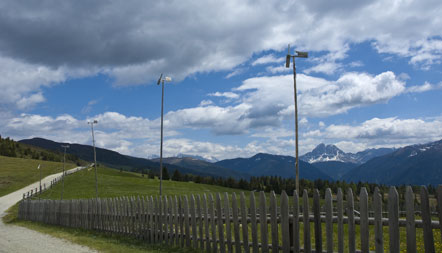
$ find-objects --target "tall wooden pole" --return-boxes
[159,79,164,196]
[292,56,300,194]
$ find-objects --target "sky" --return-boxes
[1,0,442,161]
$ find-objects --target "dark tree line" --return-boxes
[144,166,439,199]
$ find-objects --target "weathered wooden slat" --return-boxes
[325,188,333,253]
[405,186,416,253]
[293,190,300,253]
[303,189,311,253]
[216,193,225,253]
[150,196,155,243]
[190,195,198,249]
[224,192,232,253]
[197,195,204,250]
[373,188,384,253]
[420,186,435,253]
[347,188,355,253]
[250,192,258,253]
[154,196,159,243]
[280,191,290,253]
[174,196,179,246]
[159,196,164,242]
[240,192,250,253]
[203,194,210,252]
[184,195,191,247]
[438,186,442,243]
[231,193,241,253]
[270,191,279,253]
[164,196,169,245]
[140,197,146,239]
[360,187,369,253]
[388,187,399,253]
[209,194,217,253]
[313,189,322,253]
[169,196,174,246]
[260,191,269,253]
[179,196,185,247]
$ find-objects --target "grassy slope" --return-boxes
[38,166,248,200]
[0,155,75,197]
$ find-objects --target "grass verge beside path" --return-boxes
[3,204,199,253]
[0,155,75,197]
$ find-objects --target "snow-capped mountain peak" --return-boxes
[300,144,396,164]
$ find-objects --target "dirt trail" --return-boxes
[0,167,96,253]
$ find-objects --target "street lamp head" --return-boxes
[164,76,172,82]
[93,120,98,124]
[295,51,308,58]
[286,54,291,68]
[157,73,163,85]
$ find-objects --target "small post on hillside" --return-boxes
[61,144,70,200]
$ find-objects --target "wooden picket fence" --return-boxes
[18,186,442,253]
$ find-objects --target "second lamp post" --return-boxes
[285,45,308,194]
[157,74,172,196]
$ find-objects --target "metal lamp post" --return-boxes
[157,73,172,196]
[285,44,308,194]
[88,120,99,200]
[61,144,69,200]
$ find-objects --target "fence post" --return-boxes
[169,196,174,247]
[437,185,442,243]
[313,189,322,253]
[231,193,241,253]
[303,189,311,253]
[172,196,178,246]
[197,195,204,250]
[420,186,435,253]
[216,193,225,253]
[224,192,232,253]
[203,194,211,252]
[260,191,269,253]
[347,188,355,253]
[373,187,384,253]
[250,192,258,253]
[405,186,416,253]
[388,187,399,253]
[190,195,198,249]
[281,191,290,253]
[240,192,250,253]
[325,188,333,253]
[164,196,169,245]
[360,187,369,253]
[270,191,279,253]
[209,194,217,253]
[293,190,300,253]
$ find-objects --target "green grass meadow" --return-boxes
[0,155,75,197]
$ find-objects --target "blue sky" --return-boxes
[1,0,441,161]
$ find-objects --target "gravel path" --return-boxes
[0,167,96,253]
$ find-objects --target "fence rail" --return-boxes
[19,186,442,253]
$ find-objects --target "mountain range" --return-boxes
[18,137,442,185]
[300,143,395,164]
[343,140,442,185]
[215,153,332,181]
